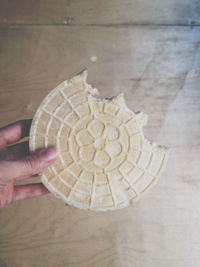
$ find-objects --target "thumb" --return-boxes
[0,147,58,181]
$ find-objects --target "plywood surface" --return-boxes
[0,0,200,265]
[0,25,200,267]
[0,0,67,25]
[0,0,200,25]
[68,0,200,25]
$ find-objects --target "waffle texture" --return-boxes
[29,71,169,211]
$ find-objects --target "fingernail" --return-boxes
[40,147,58,162]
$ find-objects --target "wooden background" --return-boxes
[0,1,200,266]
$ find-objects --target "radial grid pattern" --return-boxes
[29,71,169,211]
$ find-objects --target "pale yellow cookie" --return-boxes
[29,71,169,211]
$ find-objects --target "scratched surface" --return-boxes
[0,1,200,267]
[0,0,200,25]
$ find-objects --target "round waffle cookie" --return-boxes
[29,71,169,211]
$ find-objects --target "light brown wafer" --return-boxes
[29,71,169,211]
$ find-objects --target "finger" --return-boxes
[0,141,29,160]
[0,119,32,149]
[13,183,49,201]
[0,147,57,181]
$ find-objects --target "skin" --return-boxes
[0,119,57,208]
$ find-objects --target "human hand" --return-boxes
[0,119,57,208]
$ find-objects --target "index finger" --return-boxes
[0,119,32,146]
[13,183,49,202]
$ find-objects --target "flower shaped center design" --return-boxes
[71,117,126,172]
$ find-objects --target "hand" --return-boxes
[0,119,57,208]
